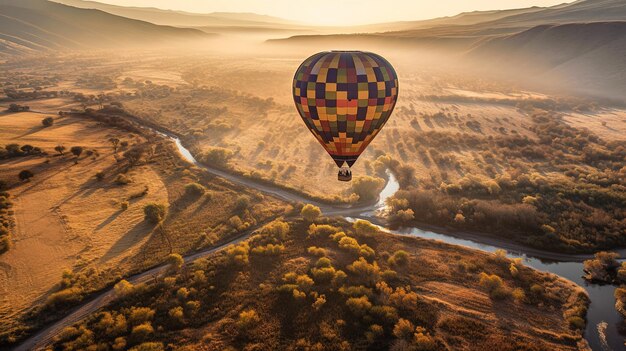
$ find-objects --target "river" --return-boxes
[14,132,624,351]
[171,135,623,351]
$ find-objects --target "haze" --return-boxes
[90,0,574,25]
[2,0,626,350]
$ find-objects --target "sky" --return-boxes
[93,0,575,25]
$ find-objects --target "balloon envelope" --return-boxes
[293,51,398,168]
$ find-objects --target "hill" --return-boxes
[0,0,211,55]
[469,22,626,98]
[52,0,302,28]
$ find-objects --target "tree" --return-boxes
[20,144,34,154]
[5,144,20,156]
[55,145,66,155]
[144,203,167,223]
[123,146,146,167]
[42,117,54,127]
[351,176,385,202]
[18,170,34,181]
[300,204,322,222]
[70,146,84,158]
[353,219,377,237]
[109,137,120,152]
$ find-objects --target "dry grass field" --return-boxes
[0,106,288,345]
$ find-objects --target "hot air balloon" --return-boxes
[292,51,399,182]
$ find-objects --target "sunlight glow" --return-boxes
[90,0,575,25]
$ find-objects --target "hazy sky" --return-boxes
[95,0,574,25]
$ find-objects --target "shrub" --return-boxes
[300,204,322,222]
[114,280,134,297]
[120,201,129,211]
[130,323,153,341]
[129,307,155,325]
[478,272,509,299]
[234,195,250,212]
[95,171,105,181]
[184,182,205,196]
[54,145,66,155]
[18,170,34,181]
[169,306,184,322]
[167,253,184,272]
[353,219,378,237]
[237,309,261,330]
[512,288,526,303]
[112,337,127,350]
[143,203,167,223]
[227,242,250,265]
[312,295,326,310]
[307,224,340,238]
[351,176,385,202]
[307,246,327,256]
[42,117,54,127]
[70,146,83,158]
[388,250,410,267]
[393,318,415,339]
[347,257,380,284]
[251,243,285,256]
[345,296,372,316]
[199,147,234,168]
[413,326,436,350]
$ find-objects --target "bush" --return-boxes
[184,182,205,196]
[300,204,322,222]
[129,307,155,326]
[351,176,385,202]
[18,169,34,181]
[345,296,372,316]
[307,224,340,238]
[393,318,415,339]
[237,309,261,330]
[227,242,250,265]
[353,219,378,237]
[388,250,410,267]
[130,322,153,341]
[70,146,83,158]
[478,272,509,300]
[114,280,134,297]
[234,195,250,212]
[42,117,54,127]
[166,253,184,272]
[143,203,167,223]
[199,147,234,168]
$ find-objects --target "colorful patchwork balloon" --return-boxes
[292,51,398,180]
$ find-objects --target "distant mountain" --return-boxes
[273,0,626,46]
[350,6,547,33]
[0,0,211,55]
[52,0,302,28]
[469,22,626,99]
[485,0,626,28]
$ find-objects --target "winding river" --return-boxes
[15,134,624,351]
[172,135,624,351]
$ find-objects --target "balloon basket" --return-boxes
[338,168,352,182]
